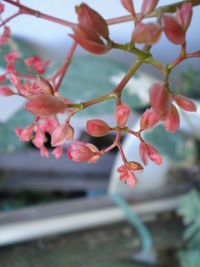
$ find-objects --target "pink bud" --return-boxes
[4,50,18,64]
[76,3,109,39]
[115,103,130,127]
[132,22,162,44]
[0,26,10,48]
[0,74,7,83]
[52,146,63,159]
[174,95,196,112]
[117,162,141,187]
[9,73,20,90]
[86,119,110,137]
[51,123,74,147]
[176,3,193,31]
[121,0,135,15]
[38,76,54,95]
[40,146,49,158]
[163,14,185,45]
[26,95,67,116]
[70,25,111,55]
[0,86,14,96]
[139,142,162,165]
[150,83,171,119]
[164,104,179,132]
[141,0,159,17]
[68,141,100,163]
[140,108,159,130]
[32,129,45,148]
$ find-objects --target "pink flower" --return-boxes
[39,118,58,134]
[32,128,45,148]
[174,95,196,112]
[117,161,143,187]
[115,103,130,127]
[51,123,74,147]
[121,0,135,15]
[9,73,20,90]
[176,3,193,32]
[150,83,171,119]
[40,146,49,158]
[0,86,14,96]
[86,119,110,137]
[25,95,67,116]
[24,56,50,74]
[52,146,63,159]
[0,26,10,48]
[140,108,159,130]
[141,0,159,17]
[4,50,18,64]
[132,22,162,44]
[14,125,34,142]
[0,74,7,83]
[139,141,162,166]
[163,104,180,132]
[68,141,100,163]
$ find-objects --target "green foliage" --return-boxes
[144,125,197,164]
[177,190,200,267]
[174,66,200,99]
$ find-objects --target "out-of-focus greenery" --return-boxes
[178,190,200,267]
[174,66,200,99]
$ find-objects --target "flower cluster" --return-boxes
[0,0,199,187]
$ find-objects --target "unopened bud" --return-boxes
[86,119,110,137]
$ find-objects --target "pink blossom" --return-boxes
[9,73,20,90]
[163,104,180,132]
[52,146,63,159]
[4,50,18,64]
[140,108,159,130]
[0,26,10,48]
[32,128,45,148]
[86,119,110,137]
[139,141,162,165]
[174,95,196,112]
[0,74,7,83]
[115,103,130,127]
[117,161,143,186]
[40,146,49,158]
[0,86,14,96]
[51,123,74,147]
[14,125,34,142]
[68,141,100,163]
[24,56,50,74]
[39,118,58,134]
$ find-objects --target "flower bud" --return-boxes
[115,103,130,127]
[0,86,14,96]
[150,83,171,119]
[70,25,111,55]
[163,14,185,45]
[26,95,67,116]
[141,0,159,17]
[38,76,54,95]
[76,3,109,39]
[125,161,143,173]
[140,108,159,130]
[164,104,179,132]
[4,50,18,64]
[52,146,63,159]
[51,123,74,147]
[174,95,196,112]
[139,141,162,165]
[121,0,135,15]
[0,74,7,83]
[132,22,162,44]
[86,119,110,137]
[176,3,193,32]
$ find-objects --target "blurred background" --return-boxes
[0,1,200,267]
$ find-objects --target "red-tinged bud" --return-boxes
[150,83,171,119]
[115,103,130,127]
[26,95,67,116]
[117,161,142,186]
[68,141,100,163]
[174,94,196,112]
[176,3,192,32]
[38,76,54,95]
[132,22,162,44]
[9,73,20,90]
[139,141,162,165]
[51,123,74,147]
[121,0,135,15]
[0,86,14,96]
[164,104,179,132]
[140,108,159,130]
[0,74,7,83]
[52,146,63,159]
[4,50,18,64]
[71,25,111,55]
[76,3,109,39]
[163,14,185,45]
[141,0,159,17]
[86,119,110,137]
